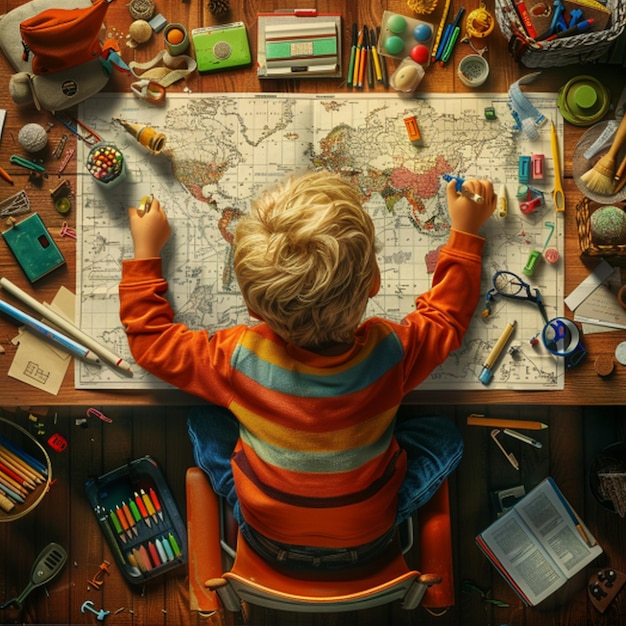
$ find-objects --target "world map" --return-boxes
[76,93,564,390]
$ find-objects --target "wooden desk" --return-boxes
[0,0,624,405]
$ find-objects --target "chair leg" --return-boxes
[418,479,455,609]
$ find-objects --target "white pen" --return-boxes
[503,428,543,449]
[0,298,100,364]
[0,277,133,375]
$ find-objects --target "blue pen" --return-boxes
[442,173,484,203]
[0,298,100,364]
[435,24,453,61]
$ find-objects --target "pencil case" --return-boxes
[84,456,187,585]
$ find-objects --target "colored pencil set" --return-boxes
[0,432,48,516]
[85,457,187,584]
[347,23,388,89]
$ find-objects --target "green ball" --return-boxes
[590,205,626,244]
[388,14,407,33]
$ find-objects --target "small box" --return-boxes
[257,13,342,78]
[191,22,251,73]
[85,456,187,585]
[2,213,65,283]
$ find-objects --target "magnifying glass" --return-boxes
[542,317,586,369]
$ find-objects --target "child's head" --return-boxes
[234,170,379,348]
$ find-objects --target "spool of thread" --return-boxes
[164,23,189,55]
[87,143,126,187]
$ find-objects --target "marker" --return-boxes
[503,428,543,449]
[544,18,594,41]
[479,321,516,384]
[0,298,100,364]
[0,278,132,374]
[347,24,358,87]
[370,28,383,83]
[442,174,484,203]
[440,25,461,66]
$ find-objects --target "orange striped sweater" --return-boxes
[119,229,485,547]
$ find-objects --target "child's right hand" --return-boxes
[446,179,496,235]
[128,196,171,259]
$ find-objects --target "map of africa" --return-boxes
[76,93,564,390]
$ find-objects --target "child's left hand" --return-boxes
[128,196,171,259]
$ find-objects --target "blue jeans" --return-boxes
[187,406,463,528]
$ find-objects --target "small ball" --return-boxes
[387,14,407,33]
[385,35,405,55]
[410,44,430,64]
[166,27,185,45]
[590,205,626,244]
[129,20,152,44]
[18,123,48,153]
[413,23,432,42]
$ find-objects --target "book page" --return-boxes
[479,513,567,605]
[516,479,602,577]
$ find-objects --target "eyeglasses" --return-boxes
[484,271,549,325]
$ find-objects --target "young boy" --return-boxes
[119,171,495,569]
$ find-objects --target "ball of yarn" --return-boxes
[590,205,626,244]
[129,20,152,44]
[18,123,48,153]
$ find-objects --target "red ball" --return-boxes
[410,44,429,65]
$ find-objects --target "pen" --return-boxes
[467,414,548,430]
[442,173,484,203]
[438,7,465,64]
[550,121,565,212]
[0,165,13,185]
[370,28,383,83]
[431,0,453,63]
[376,27,388,87]
[358,27,368,89]
[0,297,100,364]
[0,277,132,374]
[440,24,461,66]
[479,321,516,384]
[347,23,358,87]
[503,428,543,448]
[352,28,364,87]
[548,477,592,546]
[435,24,452,62]
[544,18,594,41]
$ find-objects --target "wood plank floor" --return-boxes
[0,405,624,625]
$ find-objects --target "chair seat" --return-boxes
[186,467,453,614]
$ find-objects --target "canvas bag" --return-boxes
[19,0,110,74]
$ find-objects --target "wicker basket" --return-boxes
[576,197,626,265]
[496,0,626,68]
[0,417,52,522]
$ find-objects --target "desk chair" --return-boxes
[186,467,454,615]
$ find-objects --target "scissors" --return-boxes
[485,270,549,325]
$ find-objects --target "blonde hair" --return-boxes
[234,171,378,348]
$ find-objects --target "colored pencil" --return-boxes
[467,414,548,430]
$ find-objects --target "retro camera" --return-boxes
[191,22,251,72]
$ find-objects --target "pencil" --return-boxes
[467,414,548,430]
[0,278,132,374]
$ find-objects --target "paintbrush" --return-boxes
[581,114,626,195]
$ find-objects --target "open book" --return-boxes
[476,477,603,606]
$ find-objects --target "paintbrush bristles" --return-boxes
[581,154,618,195]
[582,114,626,195]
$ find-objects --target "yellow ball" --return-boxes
[166,27,185,45]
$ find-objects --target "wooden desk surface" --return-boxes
[0,0,624,406]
